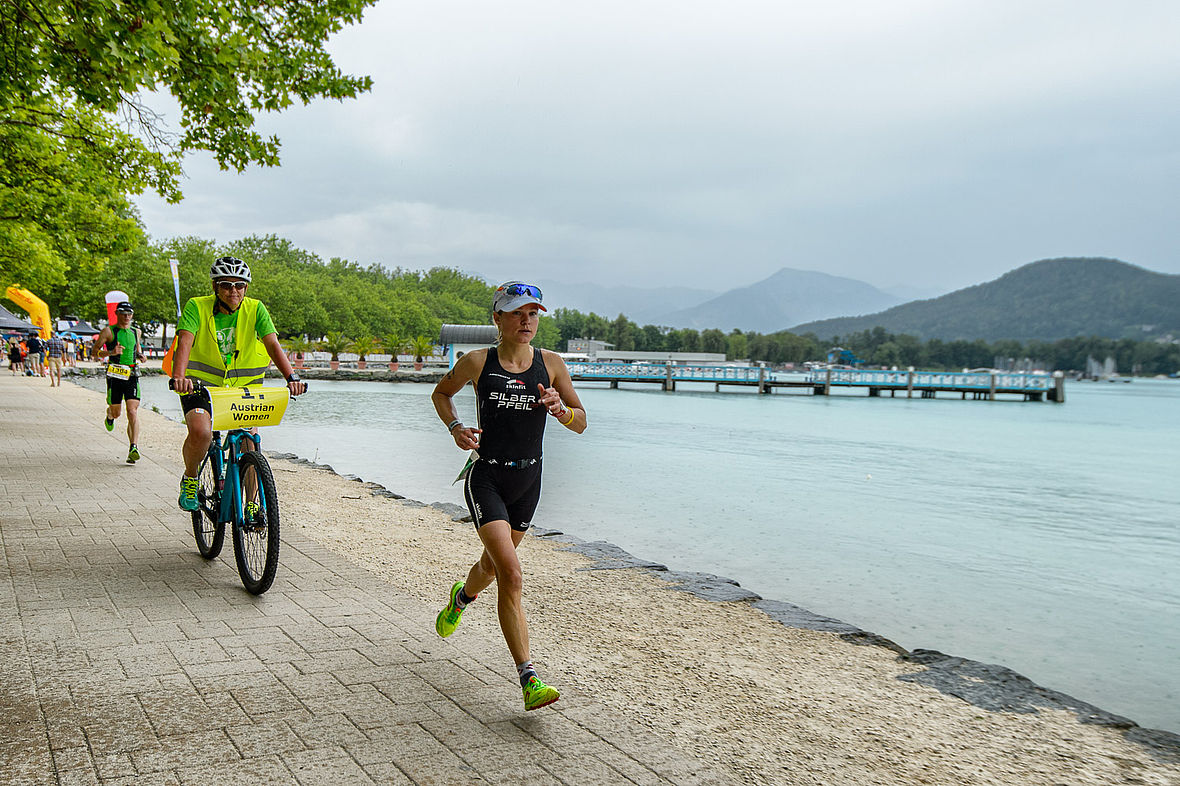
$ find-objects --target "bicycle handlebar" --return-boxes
[168,378,306,398]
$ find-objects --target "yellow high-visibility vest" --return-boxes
[183,295,271,387]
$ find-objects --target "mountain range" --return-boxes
[535,257,1180,343]
[538,268,907,332]
[532,279,719,326]
[791,257,1180,342]
[657,268,903,332]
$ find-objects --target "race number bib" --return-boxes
[105,363,133,380]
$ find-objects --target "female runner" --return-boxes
[430,281,587,710]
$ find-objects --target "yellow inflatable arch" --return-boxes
[5,287,51,339]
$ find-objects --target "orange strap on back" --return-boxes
[161,335,177,376]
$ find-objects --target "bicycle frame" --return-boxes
[211,429,266,527]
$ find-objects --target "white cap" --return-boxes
[492,282,546,313]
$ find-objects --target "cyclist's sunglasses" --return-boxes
[215,280,248,291]
[499,283,542,299]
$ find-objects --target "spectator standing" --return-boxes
[45,331,65,387]
[25,333,44,376]
[7,338,20,375]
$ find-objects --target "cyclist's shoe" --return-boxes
[435,581,465,638]
[243,500,262,529]
[178,475,199,512]
[522,676,560,711]
[104,417,114,432]
[126,445,140,464]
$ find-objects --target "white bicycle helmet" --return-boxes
[209,256,251,282]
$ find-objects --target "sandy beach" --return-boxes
[59,376,1180,785]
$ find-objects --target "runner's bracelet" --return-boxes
[447,419,462,432]
[559,407,575,425]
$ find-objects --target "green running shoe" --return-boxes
[178,475,199,512]
[522,676,559,711]
[243,500,261,528]
[104,417,114,432]
[435,581,465,638]
[126,445,140,464]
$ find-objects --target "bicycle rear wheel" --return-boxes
[192,451,225,559]
[232,450,280,595]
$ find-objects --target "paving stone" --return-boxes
[287,711,370,748]
[283,746,377,785]
[138,689,227,738]
[420,712,508,753]
[177,754,296,786]
[0,723,54,783]
[391,748,489,786]
[166,637,233,665]
[562,741,669,786]
[410,659,491,695]
[536,752,641,785]
[225,718,307,758]
[453,741,558,772]
[102,772,182,786]
[511,712,602,751]
[359,762,416,784]
[230,681,305,717]
[56,767,102,786]
[50,744,96,772]
[130,729,240,774]
[200,691,252,726]
[92,751,137,779]
[482,762,585,786]
[82,716,157,756]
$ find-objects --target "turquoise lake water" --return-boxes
[115,374,1180,733]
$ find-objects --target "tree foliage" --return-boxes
[1,0,376,290]
[40,233,498,348]
[0,97,175,291]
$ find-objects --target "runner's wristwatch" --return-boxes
[286,373,301,383]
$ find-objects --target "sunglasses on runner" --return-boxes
[215,280,248,291]
[499,283,542,300]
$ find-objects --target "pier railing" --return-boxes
[567,362,765,383]
[814,368,1054,392]
[566,362,1063,402]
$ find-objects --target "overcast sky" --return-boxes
[134,0,1180,298]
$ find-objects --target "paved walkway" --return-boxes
[0,373,714,785]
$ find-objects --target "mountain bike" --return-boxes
[171,379,298,594]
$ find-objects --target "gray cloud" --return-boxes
[135,0,1180,296]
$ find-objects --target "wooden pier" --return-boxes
[566,363,1065,403]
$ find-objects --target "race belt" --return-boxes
[105,363,134,380]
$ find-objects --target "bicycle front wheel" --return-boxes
[232,450,280,595]
[193,451,225,559]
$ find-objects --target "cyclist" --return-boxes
[95,302,146,463]
[431,281,587,711]
[170,256,306,512]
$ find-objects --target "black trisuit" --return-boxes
[464,347,549,531]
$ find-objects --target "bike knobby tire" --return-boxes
[193,451,225,559]
[232,450,280,595]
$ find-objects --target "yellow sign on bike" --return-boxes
[207,386,290,429]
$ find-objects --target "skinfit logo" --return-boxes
[490,372,526,389]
